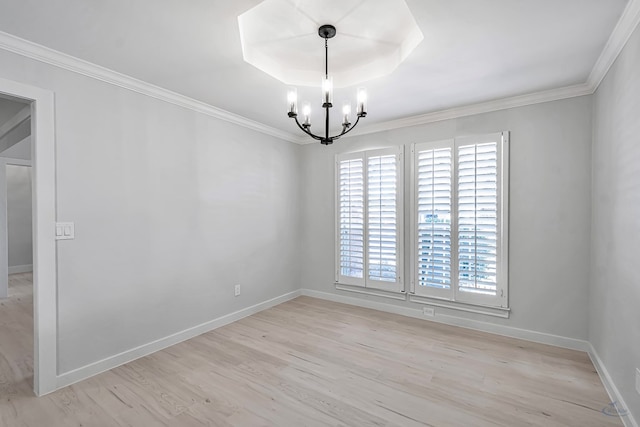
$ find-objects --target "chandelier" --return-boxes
[286,25,367,145]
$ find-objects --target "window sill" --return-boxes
[409,294,510,318]
[335,283,407,301]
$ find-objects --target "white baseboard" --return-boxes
[588,344,638,427]
[54,289,302,392]
[300,289,590,352]
[8,264,32,274]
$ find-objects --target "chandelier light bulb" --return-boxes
[302,102,311,127]
[322,76,333,107]
[357,88,367,116]
[342,102,351,126]
[287,88,298,116]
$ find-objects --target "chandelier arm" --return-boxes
[326,114,362,142]
[292,116,324,141]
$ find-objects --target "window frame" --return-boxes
[410,132,509,309]
[335,146,405,294]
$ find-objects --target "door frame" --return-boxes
[0,77,57,396]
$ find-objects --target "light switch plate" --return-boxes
[55,222,75,240]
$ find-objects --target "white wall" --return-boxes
[301,96,593,341]
[0,48,302,374]
[6,164,33,270]
[591,21,640,420]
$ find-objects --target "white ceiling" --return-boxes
[0,0,628,136]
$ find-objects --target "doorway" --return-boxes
[0,78,57,396]
[0,96,35,396]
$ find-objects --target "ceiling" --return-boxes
[0,0,629,137]
[0,97,28,127]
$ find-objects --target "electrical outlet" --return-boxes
[422,306,435,317]
[234,284,241,297]
[636,368,640,395]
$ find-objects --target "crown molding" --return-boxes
[341,83,593,139]
[587,0,640,91]
[0,31,301,144]
[1,0,638,146]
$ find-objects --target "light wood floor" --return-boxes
[0,275,622,426]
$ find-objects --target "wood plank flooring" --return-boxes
[0,275,622,426]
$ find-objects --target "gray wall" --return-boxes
[591,22,640,419]
[300,96,593,340]
[6,164,33,269]
[0,48,302,373]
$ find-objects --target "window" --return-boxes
[336,147,404,293]
[411,133,509,308]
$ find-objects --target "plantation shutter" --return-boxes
[457,142,498,297]
[413,141,453,299]
[367,153,399,284]
[337,153,365,286]
[336,147,404,292]
[412,133,508,308]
